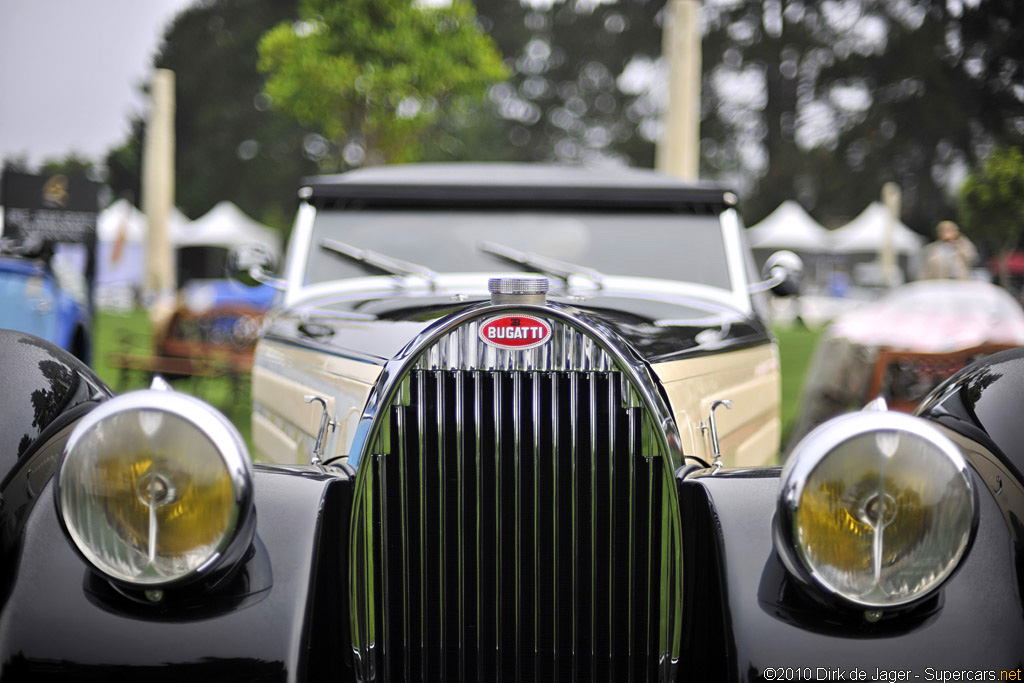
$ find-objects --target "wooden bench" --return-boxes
[106,305,262,408]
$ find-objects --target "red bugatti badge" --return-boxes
[479,314,552,350]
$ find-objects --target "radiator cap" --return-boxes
[488,277,548,305]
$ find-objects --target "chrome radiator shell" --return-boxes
[349,303,685,683]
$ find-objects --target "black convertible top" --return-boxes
[303,163,735,212]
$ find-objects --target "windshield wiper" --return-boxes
[477,241,605,289]
[320,238,438,289]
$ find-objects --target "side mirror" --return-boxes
[228,245,285,290]
[750,250,803,297]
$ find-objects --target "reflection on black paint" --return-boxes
[8,335,83,459]
[965,366,1003,406]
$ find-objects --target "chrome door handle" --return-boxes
[709,399,732,474]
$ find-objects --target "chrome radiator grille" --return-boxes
[350,367,682,683]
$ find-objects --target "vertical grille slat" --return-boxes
[569,371,580,683]
[474,370,485,683]
[531,372,543,683]
[455,371,467,683]
[589,373,601,682]
[512,372,523,683]
[417,371,432,681]
[379,431,393,683]
[437,371,449,683]
[354,325,682,683]
[628,409,639,683]
[494,371,507,681]
[396,408,413,683]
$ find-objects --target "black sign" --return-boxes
[2,171,100,243]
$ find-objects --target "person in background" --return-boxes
[921,220,977,280]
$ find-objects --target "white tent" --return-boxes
[172,201,280,256]
[746,200,830,252]
[829,202,925,254]
[98,198,147,243]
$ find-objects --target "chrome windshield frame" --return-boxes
[282,201,756,315]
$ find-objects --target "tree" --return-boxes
[39,153,101,181]
[698,0,1024,231]
[257,0,507,167]
[106,0,319,229]
[450,0,665,167]
[959,146,1024,288]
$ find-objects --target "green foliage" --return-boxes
[959,146,1024,253]
[39,153,99,179]
[258,0,507,166]
[700,0,1024,231]
[436,1,664,167]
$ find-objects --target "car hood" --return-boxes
[264,278,770,365]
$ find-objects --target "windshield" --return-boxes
[302,208,732,290]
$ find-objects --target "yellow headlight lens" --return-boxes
[58,394,251,586]
[781,414,975,608]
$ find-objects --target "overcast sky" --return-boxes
[0,0,197,168]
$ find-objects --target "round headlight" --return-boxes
[56,391,255,588]
[777,411,976,609]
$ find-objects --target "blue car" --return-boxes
[0,252,91,362]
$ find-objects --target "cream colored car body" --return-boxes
[252,168,783,469]
[253,334,780,468]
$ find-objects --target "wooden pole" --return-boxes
[656,0,701,180]
[143,69,176,326]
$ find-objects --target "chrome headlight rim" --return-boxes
[55,390,256,590]
[776,411,978,610]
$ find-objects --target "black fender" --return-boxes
[677,467,1024,682]
[0,463,356,682]
[916,346,1024,492]
[0,329,110,476]
[0,330,111,593]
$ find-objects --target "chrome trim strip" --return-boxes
[589,372,598,676]
[282,201,317,308]
[417,371,428,677]
[436,371,447,680]
[513,371,523,683]
[570,371,580,683]
[607,374,616,682]
[647,441,656,683]
[494,370,504,679]
[628,408,636,683]
[473,370,484,683]
[396,407,412,683]
[719,207,754,315]
[378,447,393,683]
[531,371,542,683]
[455,371,466,682]
[551,371,561,681]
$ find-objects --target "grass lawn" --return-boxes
[775,324,823,444]
[90,310,824,460]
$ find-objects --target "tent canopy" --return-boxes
[97,200,195,244]
[746,200,830,251]
[829,202,925,254]
[172,201,280,256]
[97,199,146,243]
